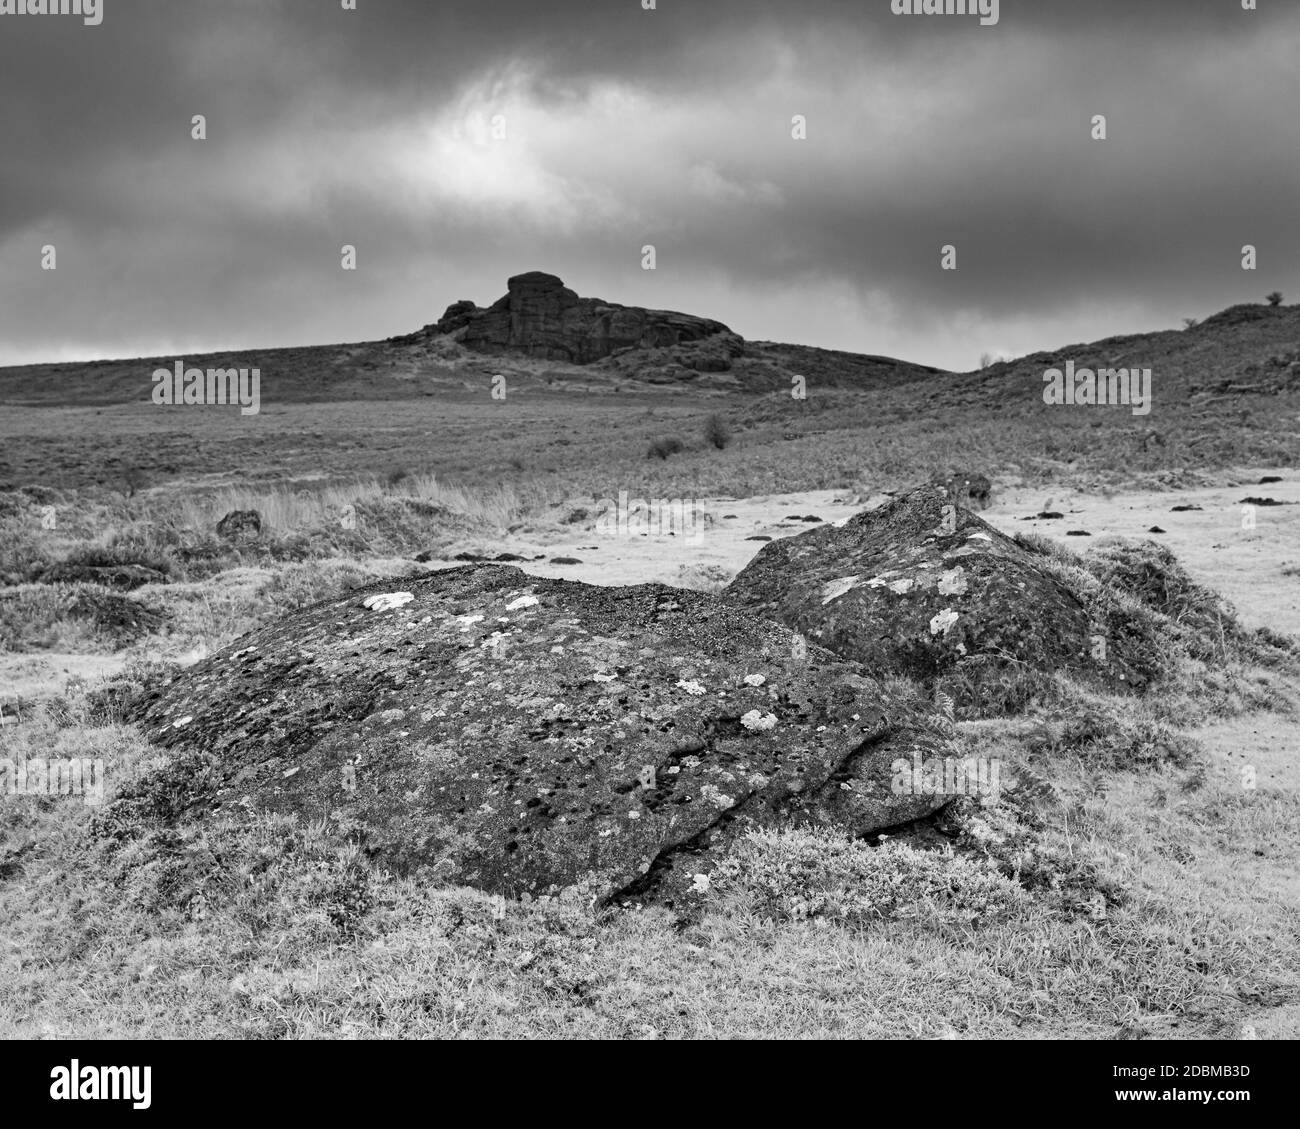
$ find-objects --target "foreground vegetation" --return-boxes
[1,508,1296,1038]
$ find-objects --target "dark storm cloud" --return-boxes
[1,0,1297,369]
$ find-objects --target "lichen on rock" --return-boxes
[724,484,1164,717]
[101,564,958,906]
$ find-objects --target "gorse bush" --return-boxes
[709,830,1028,928]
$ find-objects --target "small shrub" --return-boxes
[1265,291,1283,307]
[702,414,732,451]
[646,437,684,461]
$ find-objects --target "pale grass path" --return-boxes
[0,653,127,711]
[450,489,878,591]
[6,471,1293,705]
[0,646,207,712]
[1181,708,1300,1040]
[982,476,1300,638]
[469,470,1300,638]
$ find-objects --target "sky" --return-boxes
[1,0,1297,371]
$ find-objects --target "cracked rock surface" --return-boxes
[105,564,955,904]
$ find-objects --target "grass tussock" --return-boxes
[175,473,529,535]
[0,584,166,655]
[708,830,1029,929]
[1011,533,1299,722]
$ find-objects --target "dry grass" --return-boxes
[173,474,528,535]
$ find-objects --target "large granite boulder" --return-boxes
[100,565,959,905]
[434,272,735,365]
[724,485,1164,717]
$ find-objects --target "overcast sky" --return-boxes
[1,0,1297,371]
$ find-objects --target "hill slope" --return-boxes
[0,271,947,407]
[2,274,1296,410]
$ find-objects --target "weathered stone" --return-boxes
[935,470,993,510]
[215,510,262,541]
[434,299,479,334]
[435,272,735,365]
[103,565,957,903]
[724,485,1162,717]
